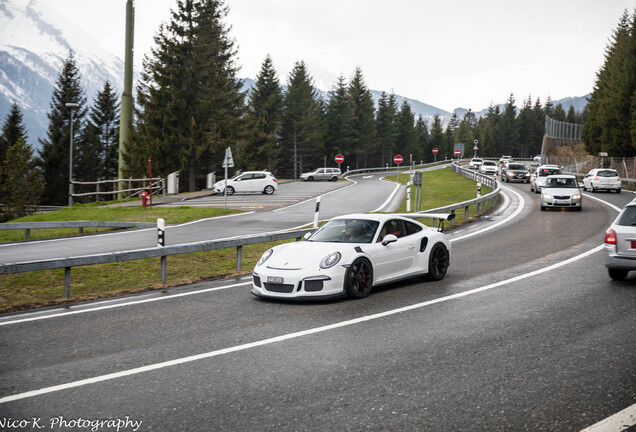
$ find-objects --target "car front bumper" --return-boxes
[251,266,348,299]
[540,196,582,208]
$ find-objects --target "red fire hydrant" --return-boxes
[141,191,148,209]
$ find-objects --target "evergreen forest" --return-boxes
[1,0,635,210]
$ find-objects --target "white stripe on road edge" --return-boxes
[0,281,251,327]
[0,243,604,404]
[579,403,636,432]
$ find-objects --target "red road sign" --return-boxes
[432,148,438,154]
[394,154,403,165]
[334,154,344,164]
[454,149,461,156]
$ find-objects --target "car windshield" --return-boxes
[309,218,379,243]
[545,177,578,188]
[483,161,496,166]
[538,168,561,176]
[597,170,619,177]
[508,164,525,170]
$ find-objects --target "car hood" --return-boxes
[264,241,351,270]
[542,187,580,195]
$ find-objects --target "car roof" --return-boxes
[538,164,559,168]
[546,174,576,179]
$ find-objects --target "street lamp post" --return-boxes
[66,102,79,207]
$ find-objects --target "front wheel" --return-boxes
[226,186,235,195]
[263,185,274,195]
[426,244,449,281]
[345,258,373,299]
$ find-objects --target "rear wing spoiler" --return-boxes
[392,212,455,232]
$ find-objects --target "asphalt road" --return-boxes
[0,177,634,432]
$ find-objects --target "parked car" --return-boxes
[540,175,582,211]
[583,168,621,193]
[213,171,278,195]
[469,158,483,170]
[530,165,562,193]
[604,198,636,280]
[501,163,530,183]
[251,212,453,300]
[300,167,341,182]
[479,160,498,175]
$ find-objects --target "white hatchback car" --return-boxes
[479,160,498,175]
[583,168,621,193]
[213,171,278,195]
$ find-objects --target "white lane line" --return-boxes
[579,403,636,432]
[451,185,525,242]
[0,281,252,327]
[0,243,604,404]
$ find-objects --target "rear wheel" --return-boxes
[345,258,373,299]
[426,244,449,281]
[263,185,274,194]
[608,268,628,281]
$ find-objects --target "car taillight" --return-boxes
[605,228,617,245]
[618,177,621,180]
[594,176,599,180]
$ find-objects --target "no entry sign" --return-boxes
[394,154,403,165]
[432,148,438,154]
[334,154,344,164]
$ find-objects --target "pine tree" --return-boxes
[78,80,120,186]
[501,93,519,156]
[347,67,376,169]
[37,51,87,205]
[376,92,397,167]
[325,75,354,163]
[415,116,431,163]
[583,9,636,155]
[429,115,447,159]
[0,102,28,164]
[133,0,244,192]
[0,138,44,221]
[242,55,284,171]
[279,61,323,178]
[395,100,417,162]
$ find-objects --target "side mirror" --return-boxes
[381,234,398,246]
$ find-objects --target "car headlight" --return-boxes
[506,172,514,177]
[543,194,553,201]
[320,252,341,269]
[258,248,274,266]
[572,194,581,200]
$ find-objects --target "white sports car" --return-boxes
[251,213,453,300]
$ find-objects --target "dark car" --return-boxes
[501,163,530,183]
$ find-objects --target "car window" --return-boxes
[378,219,406,242]
[404,220,423,236]
[598,170,618,177]
[309,218,379,244]
[253,173,266,180]
[617,206,636,226]
[546,177,577,188]
[508,164,525,170]
[539,168,561,176]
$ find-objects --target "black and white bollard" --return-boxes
[157,218,166,247]
[313,196,321,228]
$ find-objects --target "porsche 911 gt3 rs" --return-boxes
[251,213,452,300]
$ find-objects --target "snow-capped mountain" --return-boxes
[0,0,124,147]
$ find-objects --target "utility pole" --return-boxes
[118,0,134,198]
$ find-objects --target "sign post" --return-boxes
[335,154,344,171]
[222,147,234,210]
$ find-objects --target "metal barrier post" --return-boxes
[161,256,167,284]
[64,267,71,298]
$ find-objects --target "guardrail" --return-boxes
[0,229,314,299]
[0,221,156,240]
[0,163,500,300]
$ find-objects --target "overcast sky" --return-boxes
[52,0,632,112]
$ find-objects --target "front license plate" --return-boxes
[267,276,284,284]
[555,200,568,205]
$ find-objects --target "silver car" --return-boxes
[604,198,636,280]
[300,167,341,182]
[530,165,562,193]
[540,175,582,211]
